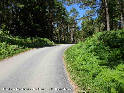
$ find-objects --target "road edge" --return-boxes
[0,48,33,62]
[62,56,79,93]
[62,46,79,93]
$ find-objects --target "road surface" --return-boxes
[0,44,74,93]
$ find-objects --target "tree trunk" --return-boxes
[118,0,124,29]
[104,0,110,31]
[120,13,124,29]
[70,26,74,43]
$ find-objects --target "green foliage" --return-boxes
[65,29,124,93]
[0,42,27,60]
[0,0,70,42]
[0,29,54,60]
[81,19,96,39]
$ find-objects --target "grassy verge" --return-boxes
[0,42,30,60]
[0,29,54,60]
[65,29,124,93]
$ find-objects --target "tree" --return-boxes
[118,0,124,29]
[0,0,70,42]
[103,0,110,31]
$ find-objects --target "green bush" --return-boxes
[65,29,124,93]
[0,29,54,60]
[0,42,27,60]
[0,30,54,48]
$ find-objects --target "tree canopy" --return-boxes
[0,0,124,43]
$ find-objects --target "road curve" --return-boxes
[0,44,73,93]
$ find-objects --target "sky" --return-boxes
[64,3,85,28]
[63,2,98,28]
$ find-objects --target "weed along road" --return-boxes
[0,44,74,93]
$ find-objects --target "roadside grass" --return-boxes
[65,29,124,93]
[0,29,54,60]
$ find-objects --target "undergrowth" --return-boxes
[0,29,54,60]
[65,29,124,93]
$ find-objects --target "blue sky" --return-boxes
[64,3,86,28]
[63,2,98,28]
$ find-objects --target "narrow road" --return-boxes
[0,44,73,93]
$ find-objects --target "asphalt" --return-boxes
[0,44,74,93]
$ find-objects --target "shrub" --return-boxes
[65,29,124,93]
[0,29,54,60]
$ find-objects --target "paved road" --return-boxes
[0,44,74,93]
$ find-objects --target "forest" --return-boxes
[0,0,123,42]
[0,0,124,93]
